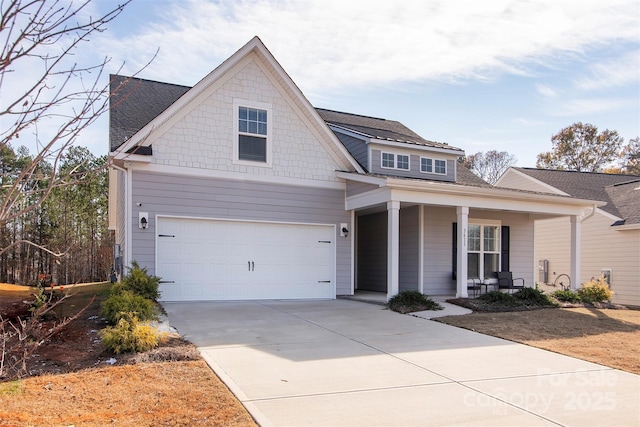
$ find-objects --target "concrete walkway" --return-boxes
[163,299,640,427]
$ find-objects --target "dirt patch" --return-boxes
[0,284,257,426]
[436,307,640,374]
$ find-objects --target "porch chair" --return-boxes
[496,272,525,293]
[467,278,481,298]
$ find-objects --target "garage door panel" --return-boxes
[157,217,335,301]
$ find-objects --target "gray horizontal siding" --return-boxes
[400,206,419,292]
[130,171,352,295]
[346,180,379,197]
[356,212,387,292]
[334,133,368,170]
[371,149,456,182]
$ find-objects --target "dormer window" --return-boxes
[234,100,272,166]
[381,152,409,170]
[421,157,446,175]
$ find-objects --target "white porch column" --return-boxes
[570,215,581,290]
[456,206,469,298]
[387,201,400,300]
[418,205,425,294]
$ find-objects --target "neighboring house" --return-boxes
[108,37,598,302]
[496,168,640,307]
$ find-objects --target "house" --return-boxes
[496,168,640,307]
[108,37,599,302]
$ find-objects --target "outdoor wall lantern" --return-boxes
[340,223,349,238]
[139,212,148,229]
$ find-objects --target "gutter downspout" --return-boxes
[581,204,598,223]
[110,162,130,272]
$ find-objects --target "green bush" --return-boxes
[100,315,163,354]
[101,290,158,324]
[478,291,516,304]
[552,289,582,303]
[513,287,556,306]
[578,276,613,303]
[120,261,161,300]
[388,290,443,314]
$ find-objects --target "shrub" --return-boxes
[478,291,516,305]
[552,289,582,303]
[120,261,161,300]
[578,276,613,303]
[100,315,163,354]
[101,290,158,325]
[513,287,556,306]
[388,290,443,314]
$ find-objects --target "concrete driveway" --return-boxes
[163,299,640,427]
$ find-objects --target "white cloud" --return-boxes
[94,0,640,94]
[535,84,559,97]
[552,97,635,116]
[574,49,640,91]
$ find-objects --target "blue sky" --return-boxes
[28,0,640,167]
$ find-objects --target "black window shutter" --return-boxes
[501,226,510,273]
[452,222,457,280]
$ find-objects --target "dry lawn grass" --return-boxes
[0,361,256,426]
[0,283,257,427]
[2,282,637,426]
[437,307,640,374]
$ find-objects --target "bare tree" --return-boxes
[460,150,517,185]
[0,0,149,262]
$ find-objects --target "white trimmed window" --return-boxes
[468,223,501,279]
[234,101,271,166]
[420,157,447,175]
[381,152,410,170]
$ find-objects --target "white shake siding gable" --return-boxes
[149,56,343,184]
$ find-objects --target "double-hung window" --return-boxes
[420,157,446,175]
[238,106,267,162]
[381,152,409,170]
[234,101,271,166]
[467,224,501,279]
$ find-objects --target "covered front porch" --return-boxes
[338,172,602,300]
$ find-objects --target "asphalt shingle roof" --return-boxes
[109,75,485,187]
[109,75,190,152]
[514,167,640,224]
[315,108,463,152]
[605,180,640,225]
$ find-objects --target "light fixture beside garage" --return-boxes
[340,223,349,238]
[139,212,148,229]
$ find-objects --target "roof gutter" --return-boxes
[581,204,598,223]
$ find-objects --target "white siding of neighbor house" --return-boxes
[536,213,640,306]
[423,207,534,296]
[534,216,571,285]
[496,170,565,194]
[130,171,353,295]
[149,55,342,183]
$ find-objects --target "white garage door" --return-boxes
[156,217,336,301]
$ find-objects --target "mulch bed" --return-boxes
[447,297,627,313]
